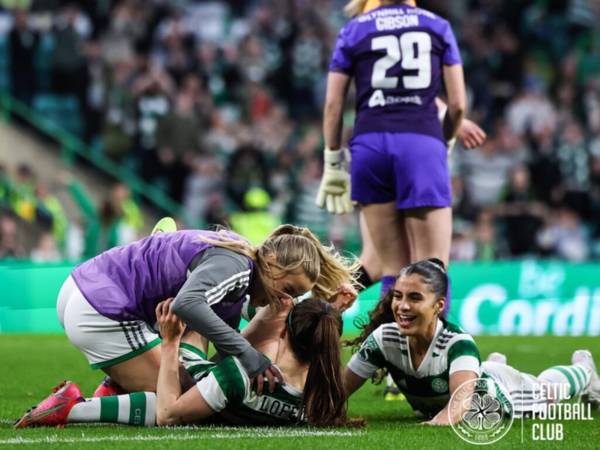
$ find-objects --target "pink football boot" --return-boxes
[15,381,83,428]
[92,376,126,398]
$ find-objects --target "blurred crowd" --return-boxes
[448,0,600,261]
[1,161,143,261]
[1,0,600,262]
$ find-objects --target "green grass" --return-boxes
[1,335,599,449]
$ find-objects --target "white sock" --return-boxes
[68,397,102,422]
[386,373,395,388]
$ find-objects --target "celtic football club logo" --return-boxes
[449,377,514,445]
[431,377,448,393]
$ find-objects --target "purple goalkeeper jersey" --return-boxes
[329,4,462,141]
[71,230,252,324]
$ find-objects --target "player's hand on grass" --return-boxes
[423,408,455,426]
[316,148,353,215]
[423,418,447,426]
[456,119,487,149]
[156,298,185,343]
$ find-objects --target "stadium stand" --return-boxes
[0,0,599,262]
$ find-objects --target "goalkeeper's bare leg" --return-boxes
[361,202,409,297]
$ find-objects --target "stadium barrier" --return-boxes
[0,260,598,335]
[0,93,184,220]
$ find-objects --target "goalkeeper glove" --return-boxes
[315,148,353,214]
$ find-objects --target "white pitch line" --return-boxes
[1,418,121,427]
[0,430,363,445]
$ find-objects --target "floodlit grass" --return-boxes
[1,335,599,449]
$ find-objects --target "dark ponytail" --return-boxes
[402,258,447,299]
[349,258,448,349]
[287,300,347,427]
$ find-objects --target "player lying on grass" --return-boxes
[57,221,357,396]
[343,259,600,425]
[16,298,350,428]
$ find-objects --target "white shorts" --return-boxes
[482,361,548,417]
[57,276,161,369]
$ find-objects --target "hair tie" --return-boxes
[320,302,343,336]
[287,309,294,335]
[427,260,446,274]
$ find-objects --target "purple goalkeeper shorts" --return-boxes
[349,132,451,210]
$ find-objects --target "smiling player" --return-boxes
[343,259,600,424]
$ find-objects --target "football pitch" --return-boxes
[0,335,599,449]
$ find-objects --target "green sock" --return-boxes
[539,365,592,399]
[68,393,156,426]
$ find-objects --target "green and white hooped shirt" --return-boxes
[187,354,305,425]
[348,319,481,418]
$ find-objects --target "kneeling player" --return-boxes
[16,299,349,427]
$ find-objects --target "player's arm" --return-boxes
[344,367,368,395]
[155,300,215,425]
[317,72,354,214]
[242,297,293,355]
[435,98,486,149]
[424,370,477,426]
[171,248,271,379]
[323,72,351,150]
[317,22,354,215]
[425,338,481,426]
[441,64,466,142]
[328,283,358,312]
[344,330,387,396]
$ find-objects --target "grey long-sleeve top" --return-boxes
[171,247,270,377]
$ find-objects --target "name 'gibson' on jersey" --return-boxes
[329,4,462,142]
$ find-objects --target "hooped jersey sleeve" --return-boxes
[447,336,480,375]
[347,327,387,379]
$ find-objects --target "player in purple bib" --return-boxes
[56,224,357,395]
[70,230,242,326]
[317,0,484,301]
